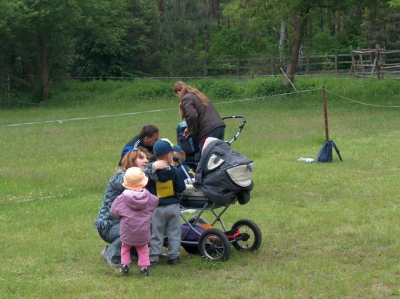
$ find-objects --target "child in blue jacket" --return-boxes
[144,138,186,266]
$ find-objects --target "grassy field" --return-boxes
[1,77,399,298]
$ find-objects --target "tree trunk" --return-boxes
[283,8,310,85]
[337,2,341,33]
[279,18,286,67]
[39,36,51,101]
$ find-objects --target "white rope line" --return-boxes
[325,89,400,108]
[2,87,399,128]
[0,108,172,127]
[294,129,319,139]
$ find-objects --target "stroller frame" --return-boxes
[176,176,261,262]
[167,115,262,262]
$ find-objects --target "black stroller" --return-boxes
[169,116,262,262]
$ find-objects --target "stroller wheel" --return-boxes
[198,228,231,262]
[231,219,262,251]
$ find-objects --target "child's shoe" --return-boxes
[167,258,179,266]
[149,260,158,266]
[140,267,149,276]
[119,265,129,275]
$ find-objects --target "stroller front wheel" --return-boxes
[231,219,262,251]
[198,228,231,262]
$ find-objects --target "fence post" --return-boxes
[335,53,338,74]
[271,57,275,75]
[236,58,240,77]
[375,43,380,79]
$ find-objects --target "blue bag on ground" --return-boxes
[317,140,342,162]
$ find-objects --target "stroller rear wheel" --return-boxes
[231,219,262,251]
[198,228,231,262]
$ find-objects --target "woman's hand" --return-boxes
[183,128,191,138]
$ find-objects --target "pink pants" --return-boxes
[121,243,150,267]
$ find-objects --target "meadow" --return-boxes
[1,77,399,299]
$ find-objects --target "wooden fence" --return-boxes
[204,52,400,78]
[350,45,400,79]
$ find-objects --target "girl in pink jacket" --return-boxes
[111,167,159,276]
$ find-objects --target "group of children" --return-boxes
[110,138,195,277]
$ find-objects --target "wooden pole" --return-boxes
[322,86,329,141]
[375,43,380,79]
[280,67,297,92]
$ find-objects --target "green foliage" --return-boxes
[305,30,349,54]
[2,0,400,88]
[205,79,239,99]
[208,27,257,60]
[251,78,293,97]
[115,79,173,101]
[389,0,400,7]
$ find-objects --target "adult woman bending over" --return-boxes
[173,81,225,148]
[93,148,168,266]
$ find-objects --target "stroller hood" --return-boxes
[194,138,254,206]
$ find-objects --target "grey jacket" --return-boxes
[181,93,225,143]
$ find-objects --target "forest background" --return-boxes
[1,0,400,104]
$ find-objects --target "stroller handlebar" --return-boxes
[222,115,247,145]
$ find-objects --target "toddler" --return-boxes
[111,167,159,276]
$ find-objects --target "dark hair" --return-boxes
[140,124,159,139]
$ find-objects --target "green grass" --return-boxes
[1,77,399,298]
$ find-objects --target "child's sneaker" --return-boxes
[167,258,179,266]
[140,268,149,276]
[150,260,158,266]
[119,265,129,275]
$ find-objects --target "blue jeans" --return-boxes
[201,126,225,147]
[98,223,137,265]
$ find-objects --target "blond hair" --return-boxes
[174,81,209,120]
[173,150,186,163]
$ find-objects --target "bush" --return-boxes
[206,79,238,99]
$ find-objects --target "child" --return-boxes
[173,150,195,182]
[110,167,159,276]
[144,138,186,265]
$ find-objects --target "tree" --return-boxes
[155,0,211,76]
[0,0,152,101]
[74,0,156,78]
[223,0,312,84]
[0,0,83,101]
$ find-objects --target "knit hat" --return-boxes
[122,167,149,190]
[153,138,181,157]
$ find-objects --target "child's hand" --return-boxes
[152,160,169,171]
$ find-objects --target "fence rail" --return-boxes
[204,52,400,77]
